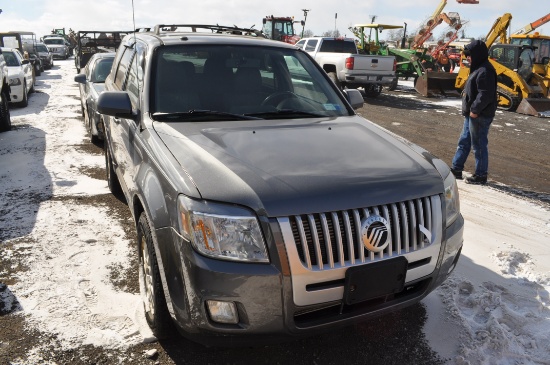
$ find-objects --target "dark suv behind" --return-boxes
[97,24,464,345]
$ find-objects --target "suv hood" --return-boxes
[154,116,443,217]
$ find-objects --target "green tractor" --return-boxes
[350,23,458,96]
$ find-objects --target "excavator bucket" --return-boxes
[415,71,460,97]
[516,98,550,117]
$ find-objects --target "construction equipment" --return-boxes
[74,30,131,72]
[509,13,550,90]
[455,13,550,117]
[350,23,459,95]
[261,15,304,45]
[512,13,550,35]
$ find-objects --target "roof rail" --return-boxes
[151,24,263,37]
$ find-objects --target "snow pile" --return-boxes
[436,265,550,364]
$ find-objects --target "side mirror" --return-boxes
[301,21,305,26]
[74,73,86,84]
[343,89,364,110]
[97,91,136,120]
[21,59,30,65]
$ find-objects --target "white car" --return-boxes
[1,47,34,107]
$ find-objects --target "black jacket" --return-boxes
[462,40,497,118]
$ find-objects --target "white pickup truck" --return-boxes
[296,37,396,97]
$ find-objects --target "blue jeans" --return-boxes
[451,115,492,177]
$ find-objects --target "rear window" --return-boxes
[319,40,357,54]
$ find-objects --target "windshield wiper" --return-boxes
[152,110,262,121]
[245,109,325,119]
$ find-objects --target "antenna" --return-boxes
[130,0,142,128]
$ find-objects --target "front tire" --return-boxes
[0,90,11,132]
[18,82,28,107]
[137,213,173,339]
[87,109,99,144]
[386,77,398,91]
[328,72,342,91]
[363,84,382,98]
[104,140,122,195]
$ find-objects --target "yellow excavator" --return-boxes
[455,13,550,117]
[509,13,550,90]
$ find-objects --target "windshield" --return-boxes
[3,51,20,67]
[152,44,350,120]
[37,45,49,53]
[44,39,64,45]
[92,58,114,83]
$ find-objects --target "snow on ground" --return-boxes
[0,60,549,364]
[0,60,154,352]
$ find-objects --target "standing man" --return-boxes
[436,50,451,72]
[450,40,497,185]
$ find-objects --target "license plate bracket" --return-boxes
[343,257,408,305]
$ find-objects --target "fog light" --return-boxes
[206,300,238,324]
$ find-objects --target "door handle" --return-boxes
[113,117,121,124]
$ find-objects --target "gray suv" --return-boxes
[97,24,463,345]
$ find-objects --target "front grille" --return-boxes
[288,196,437,270]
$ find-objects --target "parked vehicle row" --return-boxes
[1,47,34,107]
[74,52,115,142]
[0,48,11,132]
[0,30,61,133]
[85,24,463,347]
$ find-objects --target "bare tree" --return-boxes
[321,29,341,37]
[302,29,314,38]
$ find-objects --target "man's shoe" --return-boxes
[465,175,487,185]
[450,168,463,180]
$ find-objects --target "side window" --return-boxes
[126,41,146,109]
[114,46,135,90]
[305,39,318,52]
[84,61,93,79]
[295,40,306,49]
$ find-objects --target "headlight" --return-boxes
[443,172,460,227]
[9,78,22,86]
[178,196,269,263]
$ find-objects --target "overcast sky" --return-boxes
[0,0,548,42]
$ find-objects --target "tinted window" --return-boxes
[92,58,114,83]
[319,40,357,54]
[3,51,20,67]
[305,39,318,52]
[152,44,349,118]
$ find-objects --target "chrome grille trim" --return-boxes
[278,195,443,307]
[287,195,439,271]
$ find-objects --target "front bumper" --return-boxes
[40,56,53,67]
[155,199,464,346]
[8,83,24,103]
[49,49,68,59]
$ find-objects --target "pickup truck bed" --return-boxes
[296,37,396,97]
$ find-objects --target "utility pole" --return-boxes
[301,9,310,38]
[335,13,337,37]
[401,22,407,48]
[368,15,377,42]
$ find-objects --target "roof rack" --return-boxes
[151,24,263,37]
